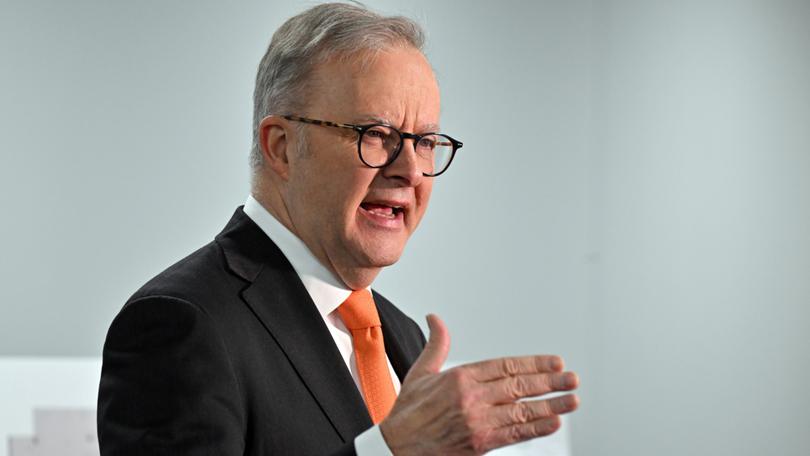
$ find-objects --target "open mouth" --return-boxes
[359,202,404,219]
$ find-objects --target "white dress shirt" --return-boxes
[243,195,398,455]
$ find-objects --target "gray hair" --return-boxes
[250,2,426,171]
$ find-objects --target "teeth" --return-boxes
[367,207,395,218]
[361,202,403,219]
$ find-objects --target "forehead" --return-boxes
[306,46,441,130]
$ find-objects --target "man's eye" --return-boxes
[417,137,437,149]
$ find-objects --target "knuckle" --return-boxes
[502,357,520,376]
[505,417,562,445]
[446,368,482,411]
[441,369,466,396]
[507,375,530,399]
[510,402,532,424]
[542,373,555,392]
[507,424,528,443]
[446,367,467,388]
[459,389,479,411]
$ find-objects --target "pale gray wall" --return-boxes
[1,1,808,455]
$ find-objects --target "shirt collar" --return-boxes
[243,194,354,318]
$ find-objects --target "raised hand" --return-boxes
[379,314,580,455]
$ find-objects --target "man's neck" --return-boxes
[250,185,381,290]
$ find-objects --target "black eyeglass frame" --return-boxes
[282,115,463,177]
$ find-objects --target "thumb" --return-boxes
[406,314,450,380]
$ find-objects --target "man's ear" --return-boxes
[258,115,292,181]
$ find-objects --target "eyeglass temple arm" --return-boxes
[283,115,361,132]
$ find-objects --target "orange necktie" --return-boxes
[337,289,397,424]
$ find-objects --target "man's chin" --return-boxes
[363,250,403,268]
[335,247,402,290]
[352,241,406,269]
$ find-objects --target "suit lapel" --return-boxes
[216,208,372,442]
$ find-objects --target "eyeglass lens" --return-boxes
[359,126,453,176]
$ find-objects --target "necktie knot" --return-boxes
[337,289,381,330]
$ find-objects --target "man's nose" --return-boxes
[382,139,424,186]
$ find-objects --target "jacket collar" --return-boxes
[215,207,413,441]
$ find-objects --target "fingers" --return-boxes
[464,355,565,382]
[489,394,579,428]
[385,338,581,455]
[482,415,563,452]
[405,314,450,380]
[482,371,579,404]
[480,395,579,452]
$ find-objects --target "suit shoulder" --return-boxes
[127,240,239,307]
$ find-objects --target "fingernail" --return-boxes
[568,394,580,410]
[564,372,578,388]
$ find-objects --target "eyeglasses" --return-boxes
[282,115,462,177]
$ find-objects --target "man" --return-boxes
[97,3,579,455]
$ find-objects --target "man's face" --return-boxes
[280,45,440,286]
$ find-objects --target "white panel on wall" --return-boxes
[9,409,97,456]
[0,358,101,456]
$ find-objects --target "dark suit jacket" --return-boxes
[97,207,426,455]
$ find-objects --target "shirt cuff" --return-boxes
[354,424,393,455]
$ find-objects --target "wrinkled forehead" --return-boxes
[303,45,441,127]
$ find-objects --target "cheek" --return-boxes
[333,170,379,217]
[296,154,365,211]
[413,182,434,223]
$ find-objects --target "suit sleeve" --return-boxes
[97,296,245,456]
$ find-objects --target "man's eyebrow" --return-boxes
[353,114,391,125]
[353,114,441,133]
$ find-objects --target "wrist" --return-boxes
[379,419,411,456]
